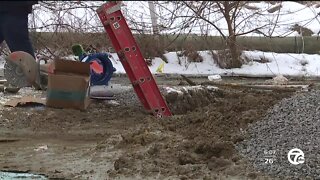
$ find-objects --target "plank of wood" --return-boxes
[202,81,309,91]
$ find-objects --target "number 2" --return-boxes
[265,159,274,164]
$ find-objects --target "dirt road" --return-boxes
[0,76,295,179]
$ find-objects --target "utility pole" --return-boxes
[148,1,159,35]
[148,1,167,62]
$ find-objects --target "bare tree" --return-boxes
[180,1,320,67]
[181,1,271,68]
[15,1,319,66]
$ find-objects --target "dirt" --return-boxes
[0,76,295,180]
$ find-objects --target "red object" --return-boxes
[96,2,172,117]
[90,60,103,74]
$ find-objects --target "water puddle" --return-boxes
[0,171,47,179]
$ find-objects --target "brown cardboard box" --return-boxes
[46,59,91,110]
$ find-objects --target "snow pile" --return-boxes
[164,87,183,95]
[165,85,219,94]
[265,75,289,85]
[164,85,221,114]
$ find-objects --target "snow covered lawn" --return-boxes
[109,50,320,77]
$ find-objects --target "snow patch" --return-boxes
[109,50,320,77]
[208,75,222,81]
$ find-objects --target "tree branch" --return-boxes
[183,2,227,40]
[235,25,268,36]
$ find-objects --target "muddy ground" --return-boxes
[0,76,298,179]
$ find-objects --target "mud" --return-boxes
[0,76,295,179]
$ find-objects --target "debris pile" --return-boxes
[265,74,289,85]
[163,85,223,114]
[113,85,224,115]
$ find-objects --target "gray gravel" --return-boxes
[112,85,168,106]
[114,85,171,107]
[236,90,320,179]
[113,85,140,107]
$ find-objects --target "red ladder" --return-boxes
[96,1,172,117]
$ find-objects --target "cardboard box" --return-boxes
[46,59,91,110]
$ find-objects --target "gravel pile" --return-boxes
[113,85,170,107]
[236,90,320,179]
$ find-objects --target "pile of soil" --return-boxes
[104,87,294,179]
[164,85,224,115]
[0,83,294,179]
